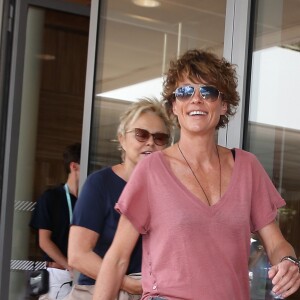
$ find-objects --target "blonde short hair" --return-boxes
[117,97,174,158]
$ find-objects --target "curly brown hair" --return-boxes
[162,49,240,129]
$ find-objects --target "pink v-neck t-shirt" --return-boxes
[116,148,285,300]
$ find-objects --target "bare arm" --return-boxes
[68,224,142,294]
[93,215,140,300]
[68,225,102,280]
[258,221,300,298]
[39,229,70,270]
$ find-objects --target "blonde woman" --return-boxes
[66,98,174,300]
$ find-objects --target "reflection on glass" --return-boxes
[8,7,88,299]
[90,0,227,171]
[245,1,300,299]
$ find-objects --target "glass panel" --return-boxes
[9,7,88,299]
[61,0,91,5]
[89,0,227,171]
[245,1,300,299]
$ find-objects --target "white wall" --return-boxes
[250,46,300,131]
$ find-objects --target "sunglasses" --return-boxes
[126,128,170,146]
[173,84,222,102]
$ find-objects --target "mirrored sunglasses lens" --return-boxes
[175,86,195,100]
[153,133,169,146]
[200,86,219,101]
[135,128,150,142]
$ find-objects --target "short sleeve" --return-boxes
[116,157,151,234]
[249,153,285,232]
[72,171,107,234]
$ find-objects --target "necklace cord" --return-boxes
[177,143,221,206]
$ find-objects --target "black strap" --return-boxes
[231,148,236,160]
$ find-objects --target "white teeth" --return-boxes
[189,110,207,116]
[143,151,152,155]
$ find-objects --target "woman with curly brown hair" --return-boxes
[93,49,300,300]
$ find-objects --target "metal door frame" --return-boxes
[0,1,89,298]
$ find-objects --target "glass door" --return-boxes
[1,1,89,299]
[86,0,229,172]
[245,1,300,299]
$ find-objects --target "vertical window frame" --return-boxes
[218,0,252,149]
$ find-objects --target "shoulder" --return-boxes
[235,148,261,164]
[234,148,269,177]
[126,152,164,182]
[235,148,255,158]
[80,167,124,198]
[38,185,64,201]
[85,167,114,183]
[144,151,163,161]
[34,186,65,215]
[135,151,164,171]
[90,166,113,177]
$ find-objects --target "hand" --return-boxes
[67,267,74,278]
[63,263,74,278]
[66,265,73,272]
[121,275,142,295]
[268,260,300,298]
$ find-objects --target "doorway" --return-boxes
[7,3,89,299]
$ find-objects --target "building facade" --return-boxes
[0,0,300,299]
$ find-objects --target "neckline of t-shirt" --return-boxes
[156,148,240,210]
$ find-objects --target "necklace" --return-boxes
[177,143,221,206]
